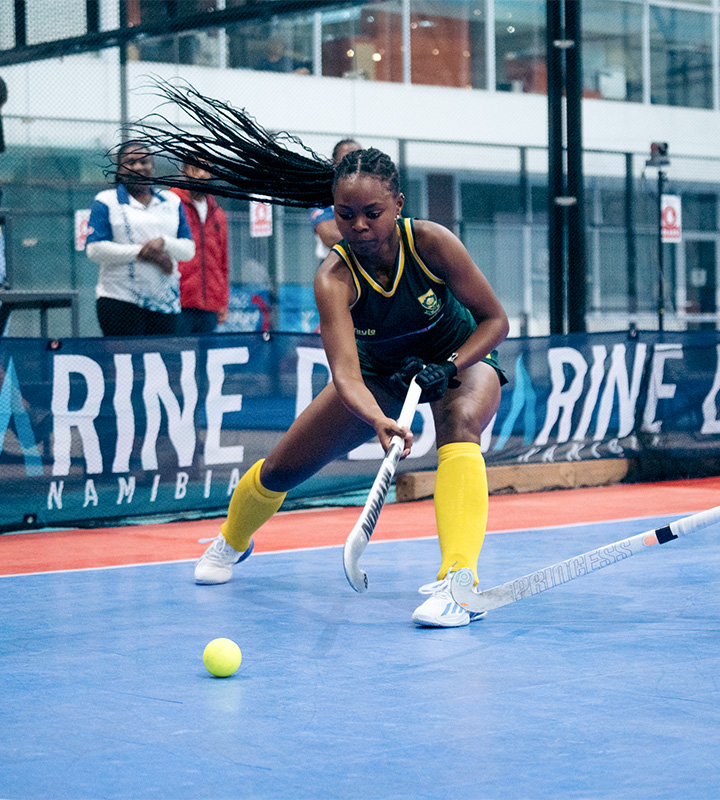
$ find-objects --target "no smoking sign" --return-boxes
[661,194,682,243]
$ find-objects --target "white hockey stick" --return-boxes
[450,504,720,614]
[344,377,422,593]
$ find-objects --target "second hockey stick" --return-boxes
[450,504,720,614]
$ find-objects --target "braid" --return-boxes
[109,80,335,208]
[333,149,400,195]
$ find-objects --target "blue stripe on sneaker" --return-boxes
[441,602,463,617]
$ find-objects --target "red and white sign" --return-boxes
[661,194,682,243]
[250,201,273,238]
[75,209,91,251]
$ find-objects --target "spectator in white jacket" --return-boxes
[85,141,195,336]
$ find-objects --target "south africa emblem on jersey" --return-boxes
[417,288,442,316]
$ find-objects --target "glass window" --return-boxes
[530,226,549,326]
[597,231,629,310]
[495,0,546,94]
[464,224,525,317]
[582,0,643,102]
[226,210,271,288]
[635,232,667,312]
[403,177,424,219]
[128,0,221,66]
[649,7,713,109]
[634,182,659,233]
[597,186,625,228]
[531,182,548,222]
[682,192,717,232]
[227,13,313,74]
[281,210,317,286]
[461,181,523,223]
[0,2,13,49]
[321,3,403,82]
[409,1,485,89]
[25,0,87,44]
[684,240,716,323]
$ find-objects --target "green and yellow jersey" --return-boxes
[332,217,501,381]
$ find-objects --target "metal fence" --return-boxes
[2,1,720,338]
[2,124,720,338]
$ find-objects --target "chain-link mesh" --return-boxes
[2,0,720,338]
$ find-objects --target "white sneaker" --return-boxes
[194,533,254,585]
[411,574,487,627]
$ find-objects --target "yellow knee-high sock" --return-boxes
[434,442,488,582]
[220,459,287,552]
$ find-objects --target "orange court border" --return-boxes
[1,476,719,576]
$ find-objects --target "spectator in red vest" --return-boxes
[171,161,229,334]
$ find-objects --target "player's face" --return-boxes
[333,174,404,257]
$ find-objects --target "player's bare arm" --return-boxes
[412,220,509,369]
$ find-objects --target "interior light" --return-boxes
[372,52,382,61]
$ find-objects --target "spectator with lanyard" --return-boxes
[86,140,194,336]
[125,84,509,627]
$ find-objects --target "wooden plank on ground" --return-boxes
[395,459,631,502]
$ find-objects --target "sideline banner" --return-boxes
[0,330,719,531]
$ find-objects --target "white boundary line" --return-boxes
[0,510,704,580]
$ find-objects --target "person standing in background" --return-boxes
[255,37,311,74]
[171,161,229,334]
[85,141,194,336]
[309,139,361,263]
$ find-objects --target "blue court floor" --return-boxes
[1,513,719,800]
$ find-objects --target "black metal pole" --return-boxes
[564,0,586,333]
[13,0,27,48]
[625,152,637,315]
[547,0,565,334]
[397,138,409,217]
[657,170,666,331]
[119,0,128,142]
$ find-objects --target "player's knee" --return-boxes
[259,455,307,493]
[258,456,287,492]
[437,402,484,443]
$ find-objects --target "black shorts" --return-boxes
[367,349,507,402]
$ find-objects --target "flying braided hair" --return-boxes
[111,80,400,208]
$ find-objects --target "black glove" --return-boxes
[414,360,461,403]
[389,356,425,398]
[390,356,461,403]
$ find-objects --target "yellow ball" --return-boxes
[203,638,242,678]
